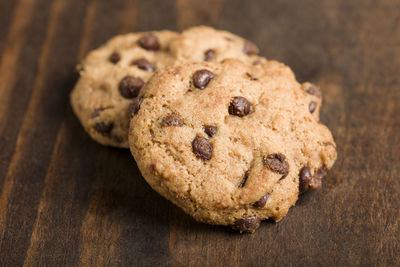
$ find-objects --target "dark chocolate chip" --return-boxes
[93,122,113,135]
[323,142,335,147]
[263,153,289,178]
[161,114,184,127]
[306,84,322,98]
[113,135,123,143]
[91,107,110,118]
[310,165,327,189]
[239,170,249,188]
[245,72,258,80]
[204,49,215,61]
[119,75,144,99]
[309,101,317,114]
[228,96,253,117]
[138,34,160,50]
[231,216,261,233]
[109,52,121,64]
[192,136,212,160]
[129,96,144,116]
[204,125,217,137]
[131,58,154,72]
[253,194,269,208]
[243,40,259,55]
[193,69,215,89]
[299,166,312,194]
[150,163,156,172]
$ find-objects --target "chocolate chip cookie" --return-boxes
[129,59,337,232]
[70,31,178,147]
[71,26,267,148]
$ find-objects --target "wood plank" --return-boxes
[79,0,127,56]
[136,0,177,31]
[0,0,18,54]
[22,0,100,264]
[22,0,136,265]
[0,0,40,183]
[22,121,89,266]
[120,0,139,34]
[0,0,89,265]
[0,0,37,130]
[77,146,172,266]
[176,0,224,30]
[77,0,99,60]
[0,0,67,185]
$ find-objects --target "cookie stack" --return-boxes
[71,26,337,233]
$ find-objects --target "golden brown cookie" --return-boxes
[128,59,337,232]
[70,31,178,147]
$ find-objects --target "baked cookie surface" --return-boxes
[70,30,178,148]
[71,26,266,148]
[129,59,337,232]
[170,25,265,65]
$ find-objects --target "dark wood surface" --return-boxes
[0,0,399,266]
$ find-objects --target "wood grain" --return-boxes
[0,0,399,266]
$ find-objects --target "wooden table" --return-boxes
[0,0,399,266]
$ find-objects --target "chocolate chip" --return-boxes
[245,72,258,80]
[193,69,215,89]
[239,170,249,188]
[299,166,312,194]
[204,49,215,61]
[161,114,184,127]
[91,107,110,118]
[131,58,154,72]
[310,165,327,189]
[113,135,122,143]
[138,34,160,50]
[231,216,261,233]
[150,163,156,172]
[263,153,289,178]
[323,142,335,147]
[129,96,143,116]
[309,101,317,114]
[119,75,144,99]
[228,96,253,117]
[204,125,217,137]
[243,40,259,55]
[253,194,269,208]
[109,52,121,64]
[93,122,113,135]
[192,136,212,160]
[306,84,322,98]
